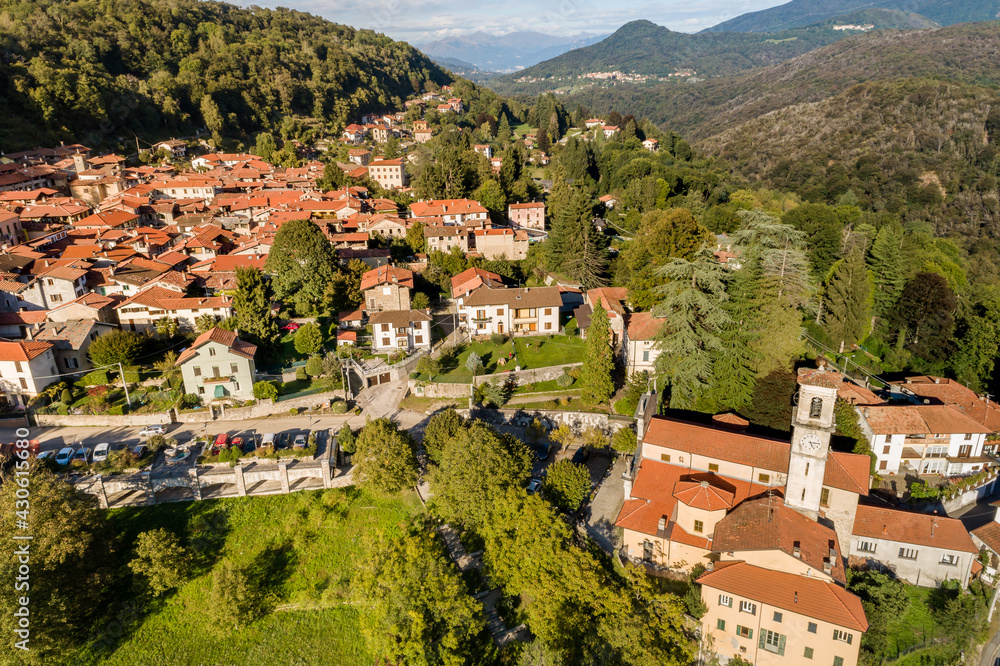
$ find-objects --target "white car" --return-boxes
[92,443,110,463]
[55,447,75,465]
[138,425,165,438]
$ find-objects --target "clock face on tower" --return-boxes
[799,433,823,452]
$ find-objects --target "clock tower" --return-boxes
[785,359,842,519]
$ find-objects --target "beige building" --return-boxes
[622,311,665,375]
[115,287,233,332]
[699,561,867,666]
[175,327,257,401]
[368,159,407,190]
[507,202,545,230]
[424,225,470,254]
[471,228,529,260]
[369,310,432,353]
[33,320,118,374]
[360,265,413,312]
[461,287,561,337]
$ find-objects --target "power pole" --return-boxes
[118,362,132,407]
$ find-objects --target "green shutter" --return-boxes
[834,657,844,666]
[717,618,726,631]
[778,633,786,656]
[758,630,765,650]
[847,633,853,645]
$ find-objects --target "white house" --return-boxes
[369,310,432,352]
[857,404,993,476]
[850,504,979,587]
[175,327,257,401]
[0,339,57,409]
[116,287,233,333]
[461,287,561,337]
[622,311,665,375]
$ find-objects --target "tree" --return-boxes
[264,219,339,315]
[951,291,1000,391]
[466,351,484,377]
[208,559,262,631]
[416,355,441,382]
[824,244,873,352]
[580,302,615,404]
[412,292,431,310]
[252,380,279,400]
[709,260,761,412]
[543,460,591,512]
[423,408,465,462]
[294,322,323,355]
[305,355,324,377]
[337,423,356,454]
[88,329,145,368]
[620,209,715,310]
[885,272,956,362]
[429,420,533,529]
[253,131,277,162]
[0,463,112,661]
[550,189,608,288]
[846,568,909,660]
[129,528,191,596]
[612,427,637,454]
[154,316,179,338]
[782,203,842,278]
[653,249,730,408]
[353,418,418,493]
[322,351,342,378]
[497,113,512,144]
[473,179,506,218]
[195,313,219,333]
[354,529,484,665]
[406,219,426,254]
[232,267,281,354]
[868,224,904,319]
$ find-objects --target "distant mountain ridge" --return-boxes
[418,30,608,73]
[703,0,1000,33]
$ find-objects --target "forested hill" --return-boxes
[560,21,1000,141]
[488,19,850,95]
[703,0,1000,33]
[0,0,453,151]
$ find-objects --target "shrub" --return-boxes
[108,404,126,415]
[331,400,348,414]
[612,427,637,454]
[180,393,201,409]
[252,380,279,401]
[60,388,73,404]
[80,370,110,386]
[556,373,574,388]
[564,319,578,337]
[543,460,591,512]
[57,404,69,415]
[490,332,507,346]
[412,292,431,310]
[305,356,324,377]
[122,365,141,383]
[567,366,581,380]
[289,407,299,415]
[87,385,109,397]
[295,366,308,381]
[294,323,324,355]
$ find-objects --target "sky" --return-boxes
[241,0,791,44]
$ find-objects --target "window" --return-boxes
[642,541,653,562]
[212,366,220,378]
[209,347,216,356]
[834,658,844,666]
[762,629,784,654]
[810,397,823,418]
[899,548,918,560]
[716,619,726,631]
[718,594,732,608]
[382,338,390,347]
[708,463,719,472]
[230,363,238,374]
[14,361,22,372]
[758,473,770,483]
[198,386,205,395]
[858,540,876,553]
[833,630,853,644]
[693,520,704,533]
[194,367,201,377]
[736,625,752,639]
[414,336,423,344]
[883,445,891,454]
[50,294,62,303]
[544,322,552,330]
[642,350,650,362]
[773,611,783,623]
[879,460,888,470]
[65,357,78,369]
[660,454,671,462]
[544,308,552,315]
[965,433,973,440]
[820,488,830,507]
[941,554,958,566]
[19,378,27,389]
[807,622,817,634]
[804,647,814,659]
[233,382,239,391]
[381,323,390,332]
[497,308,504,316]
[739,600,756,615]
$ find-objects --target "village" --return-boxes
[3,86,1000,666]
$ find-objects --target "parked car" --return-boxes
[276,432,291,450]
[139,425,165,438]
[536,445,551,461]
[213,433,229,453]
[93,443,110,463]
[571,447,590,465]
[131,444,147,458]
[73,447,91,464]
[292,434,308,449]
[231,436,244,452]
[111,442,128,453]
[36,450,55,461]
[527,479,543,495]
[55,447,75,465]
[240,436,256,453]
[260,433,277,450]
[281,321,300,332]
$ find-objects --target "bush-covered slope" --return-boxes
[0,0,452,150]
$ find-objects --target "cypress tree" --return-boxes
[652,249,730,408]
[868,224,904,320]
[824,244,873,352]
[497,113,511,144]
[580,302,615,404]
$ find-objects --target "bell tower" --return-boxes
[785,359,842,519]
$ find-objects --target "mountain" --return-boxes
[489,19,860,96]
[0,0,453,151]
[418,30,608,73]
[431,57,500,83]
[558,21,1000,140]
[703,0,1000,33]
[810,8,939,29]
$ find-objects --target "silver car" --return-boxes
[92,443,110,463]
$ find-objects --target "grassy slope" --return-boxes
[85,488,423,665]
[415,335,586,383]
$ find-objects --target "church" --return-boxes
[617,360,871,665]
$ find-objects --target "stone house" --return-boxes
[361,265,413,312]
[175,327,257,401]
[33,319,118,374]
[471,228,529,260]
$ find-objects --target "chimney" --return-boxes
[793,541,801,558]
[863,407,870,418]
[794,592,798,604]
[933,377,940,384]
[658,516,666,531]
[823,560,832,574]
[905,377,912,384]
[923,399,930,405]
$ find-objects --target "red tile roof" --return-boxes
[0,338,53,362]
[360,265,414,291]
[852,504,978,553]
[891,376,1000,432]
[973,521,1000,555]
[863,404,993,435]
[697,562,868,631]
[673,480,734,511]
[625,311,665,341]
[175,327,256,365]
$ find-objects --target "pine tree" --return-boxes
[868,224,904,320]
[548,188,607,287]
[824,244,873,352]
[580,302,615,404]
[709,262,762,411]
[497,113,511,144]
[652,249,730,408]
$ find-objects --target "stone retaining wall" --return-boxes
[408,363,584,399]
[35,412,171,428]
[458,407,634,434]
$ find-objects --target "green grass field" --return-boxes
[84,488,423,665]
[415,335,586,383]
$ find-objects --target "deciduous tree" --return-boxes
[353,418,418,494]
[88,329,145,368]
[264,219,339,315]
[542,460,591,512]
[129,528,191,596]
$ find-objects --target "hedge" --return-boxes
[79,370,110,386]
[122,365,141,383]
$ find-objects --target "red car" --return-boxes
[212,433,228,454]
[281,322,300,332]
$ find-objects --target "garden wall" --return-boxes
[409,382,470,399]
[458,407,634,434]
[34,412,170,428]
[471,362,583,388]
